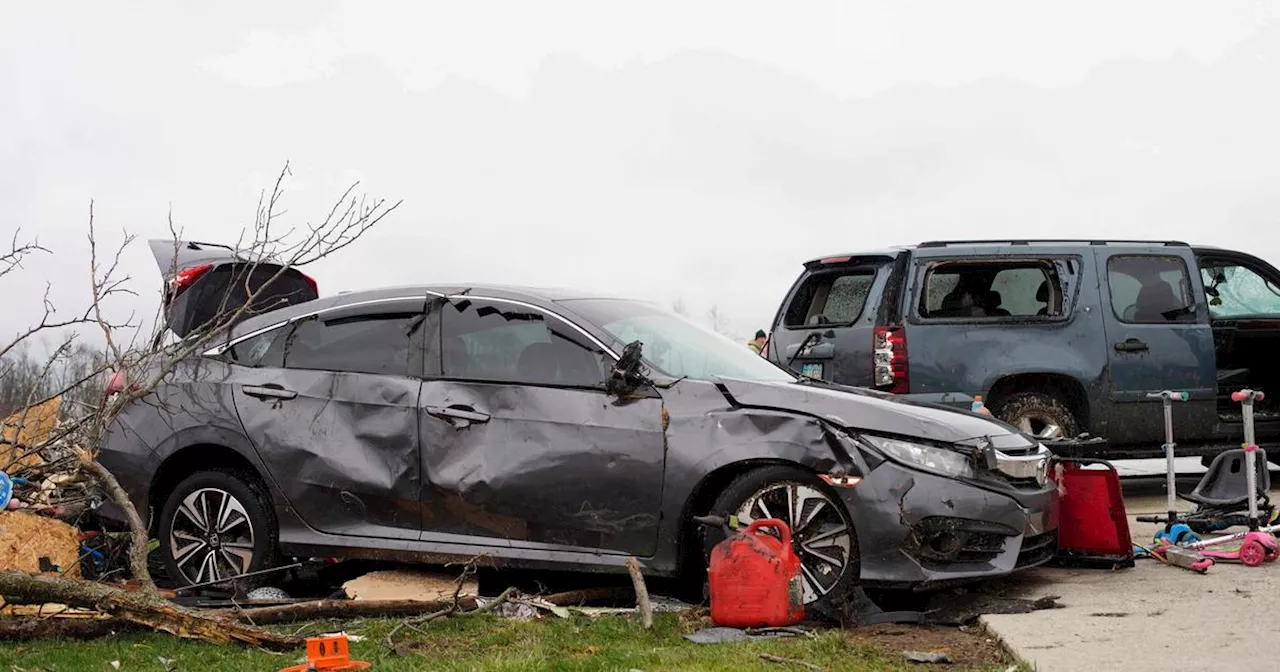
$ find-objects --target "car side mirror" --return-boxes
[606,340,649,397]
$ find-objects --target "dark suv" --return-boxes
[766,239,1280,461]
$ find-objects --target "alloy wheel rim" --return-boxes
[734,481,854,604]
[1016,413,1063,438]
[169,487,255,585]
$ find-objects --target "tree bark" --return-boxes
[0,616,140,641]
[77,457,156,594]
[231,596,480,626]
[0,571,299,651]
[625,557,653,629]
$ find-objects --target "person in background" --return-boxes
[747,330,767,355]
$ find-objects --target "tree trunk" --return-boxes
[0,572,299,651]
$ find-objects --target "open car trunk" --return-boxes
[148,239,319,341]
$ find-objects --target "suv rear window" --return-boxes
[918,260,1064,319]
[784,268,877,327]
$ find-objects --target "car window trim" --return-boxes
[207,292,622,380]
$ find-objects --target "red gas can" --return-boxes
[706,518,805,628]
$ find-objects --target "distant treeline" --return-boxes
[0,343,107,418]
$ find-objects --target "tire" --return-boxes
[157,470,278,590]
[991,391,1079,440]
[698,466,860,620]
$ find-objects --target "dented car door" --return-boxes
[230,297,428,540]
[418,296,666,557]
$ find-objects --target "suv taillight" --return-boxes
[873,326,909,394]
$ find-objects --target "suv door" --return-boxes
[769,256,893,384]
[228,297,428,540]
[1094,249,1217,445]
[419,295,666,557]
[1194,250,1280,437]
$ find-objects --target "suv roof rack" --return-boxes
[916,239,1189,248]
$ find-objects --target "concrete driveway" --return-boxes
[981,461,1279,672]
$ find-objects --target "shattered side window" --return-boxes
[226,326,287,368]
[1200,262,1280,319]
[918,260,1062,319]
[441,299,608,388]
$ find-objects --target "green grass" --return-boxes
[0,613,1020,671]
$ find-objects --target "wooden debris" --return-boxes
[2,396,61,470]
[342,569,477,602]
[626,557,653,629]
[0,510,81,578]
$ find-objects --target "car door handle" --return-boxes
[242,384,297,400]
[426,405,491,427]
[1114,338,1149,353]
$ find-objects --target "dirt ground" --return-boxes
[854,623,1014,669]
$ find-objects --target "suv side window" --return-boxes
[1107,255,1196,323]
[784,268,877,327]
[918,260,1065,319]
[283,312,420,375]
[441,299,608,388]
[1199,261,1280,319]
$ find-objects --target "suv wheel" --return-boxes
[700,466,859,617]
[157,470,278,589]
[992,392,1079,439]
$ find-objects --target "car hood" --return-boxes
[715,378,1037,450]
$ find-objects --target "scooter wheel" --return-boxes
[1240,539,1268,567]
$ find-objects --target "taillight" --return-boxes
[102,370,126,407]
[873,326,909,394]
[169,263,213,297]
[302,273,318,295]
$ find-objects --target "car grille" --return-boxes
[1016,530,1058,568]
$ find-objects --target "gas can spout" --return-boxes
[693,515,732,535]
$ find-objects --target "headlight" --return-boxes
[861,435,976,479]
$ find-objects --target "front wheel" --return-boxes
[700,466,860,618]
[156,470,278,589]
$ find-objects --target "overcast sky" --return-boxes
[3,1,1279,346]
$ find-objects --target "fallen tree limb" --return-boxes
[0,616,141,641]
[0,572,299,651]
[625,557,653,629]
[230,596,480,626]
[541,586,633,606]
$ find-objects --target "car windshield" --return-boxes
[559,298,797,383]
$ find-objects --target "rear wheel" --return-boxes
[699,466,859,618]
[991,391,1079,440]
[157,470,278,590]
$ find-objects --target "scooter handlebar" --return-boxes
[1146,391,1190,402]
[1232,390,1265,403]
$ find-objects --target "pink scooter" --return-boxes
[1179,390,1280,566]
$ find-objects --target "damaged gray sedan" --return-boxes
[97,272,1058,614]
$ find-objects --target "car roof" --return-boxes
[805,239,1199,266]
[228,282,628,336]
